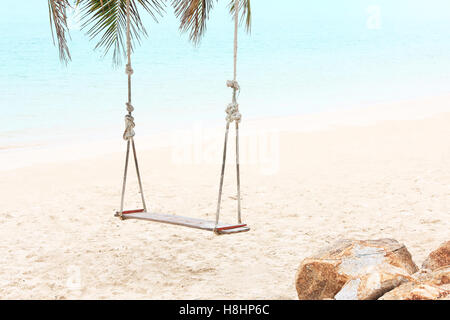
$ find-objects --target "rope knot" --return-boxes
[226,102,242,123]
[226,80,240,91]
[126,102,134,113]
[125,64,134,76]
[123,114,135,140]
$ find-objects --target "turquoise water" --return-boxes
[1,0,450,146]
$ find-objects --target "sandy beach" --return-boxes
[0,97,449,299]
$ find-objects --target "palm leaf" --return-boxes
[48,0,72,64]
[172,0,251,44]
[77,0,164,65]
[229,0,251,32]
[172,0,215,44]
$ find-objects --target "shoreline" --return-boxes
[1,94,449,172]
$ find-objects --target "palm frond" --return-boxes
[48,0,72,64]
[229,0,251,32]
[77,0,164,65]
[172,0,251,44]
[172,0,216,44]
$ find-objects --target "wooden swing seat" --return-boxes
[115,209,250,235]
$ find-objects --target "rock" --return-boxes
[295,239,418,300]
[379,266,450,300]
[422,241,450,271]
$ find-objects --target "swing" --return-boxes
[115,0,249,235]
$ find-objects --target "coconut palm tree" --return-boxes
[48,0,251,64]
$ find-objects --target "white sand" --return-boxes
[0,96,449,299]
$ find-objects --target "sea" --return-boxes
[1,0,450,148]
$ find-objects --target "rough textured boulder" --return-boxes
[379,267,450,300]
[295,239,418,300]
[422,241,450,271]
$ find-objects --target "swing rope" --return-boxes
[214,0,243,232]
[123,0,135,140]
[118,0,246,233]
[119,0,147,218]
